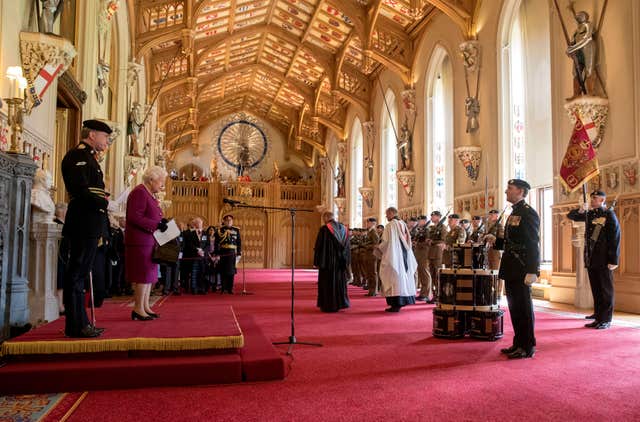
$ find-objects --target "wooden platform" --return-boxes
[0,301,285,394]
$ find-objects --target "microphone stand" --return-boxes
[240,240,253,295]
[230,200,322,355]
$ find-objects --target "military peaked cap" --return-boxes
[590,190,606,197]
[507,178,531,190]
[83,119,113,134]
[367,217,377,222]
[430,211,441,217]
[222,214,234,220]
[488,209,500,214]
[448,213,460,219]
[472,216,482,221]
[409,216,418,222]
[460,219,469,224]
[418,215,427,220]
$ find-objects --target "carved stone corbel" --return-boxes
[359,187,374,209]
[396,170,416,198]
[19,32,76,112]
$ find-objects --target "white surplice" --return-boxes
[378,218,418,297]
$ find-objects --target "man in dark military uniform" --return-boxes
[487,179,540,359]
[426,211,447,303]
[361,218,380,296]
[61,120,112,338]
[413,215,432,301]
[214,214,242,294]
[567,190,620,329]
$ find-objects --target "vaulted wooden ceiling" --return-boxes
[131,0,476,163]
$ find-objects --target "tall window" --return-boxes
[425,47,453,213]
[510,14,527,179]
[350,118,364,227]
[499,0,553,265]
[381,89,398,217]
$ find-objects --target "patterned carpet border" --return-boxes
[0,391,86,422]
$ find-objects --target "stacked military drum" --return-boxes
[432,244,504,341]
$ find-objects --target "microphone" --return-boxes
[223,198,243,206]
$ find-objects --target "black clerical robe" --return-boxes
[314,221,351,312]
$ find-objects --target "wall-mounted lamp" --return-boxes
[4,66,27,154]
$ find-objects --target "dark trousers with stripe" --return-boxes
[64,236,98,335]
[505,276,536,350]
[587,266,614,323]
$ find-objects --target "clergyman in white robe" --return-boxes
[378,212,418,312]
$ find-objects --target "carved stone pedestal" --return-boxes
[28,222,62,325]
[571,221,594,309]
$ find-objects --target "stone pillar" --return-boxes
[572,221,594,309]
[28,222,62,325]
[0,152,37,333]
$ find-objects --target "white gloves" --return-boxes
[524,273,538,286]
[608,264,618,271]
[579,202,589,213]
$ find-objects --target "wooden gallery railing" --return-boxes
[164,179,322,269]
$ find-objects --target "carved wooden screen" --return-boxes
[232,209,266,268]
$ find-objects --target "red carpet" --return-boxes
[25,270,640,420]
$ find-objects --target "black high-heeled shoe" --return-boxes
[146,312,159,318]
[131,311,153,321]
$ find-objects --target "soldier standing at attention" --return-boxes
[61,120,112,338]
[460,219,472,240]
[443,214,466,267]
[214,214,242,294]
[467,216,485,244]
[413,216,432,301]
[362,218,380,296]
[486,179,540,359]
[484,209,504,270]
[426,211,447,303]
[349,229,362,287]
[566,190,620,329]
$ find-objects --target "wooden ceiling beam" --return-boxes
[196,62,315,104]
[365,0,384,49]
[425,0,471,35]
[316,116,345,140]
[227,0,238,34]
[194,24,335,76]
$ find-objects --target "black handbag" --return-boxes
[152,238,180,264]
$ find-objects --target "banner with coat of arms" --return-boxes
[559,113,600,192]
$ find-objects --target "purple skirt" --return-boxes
[125,244,158,284]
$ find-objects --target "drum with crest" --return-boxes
[437,268,499,310]
[469,310,504,341]
[432,308,467,339]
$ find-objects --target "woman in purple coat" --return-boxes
[125,166,168,320]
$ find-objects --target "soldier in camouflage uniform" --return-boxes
[467,216,485,244]
[443,214,467,267]
[426,211,447,303]
[413,216,432,301]
[460,219,472,240]
[350,229,364,287]
[361,218,380,296]
[484,209,504,270]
